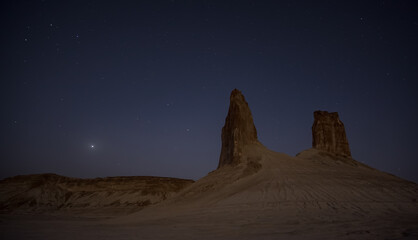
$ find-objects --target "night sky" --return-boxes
[1,1,417,182]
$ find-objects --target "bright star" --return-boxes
[91,145,95,149]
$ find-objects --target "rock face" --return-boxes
[312,110,351,157]
[218,89,259,168]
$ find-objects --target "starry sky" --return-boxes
[1,1,417,182]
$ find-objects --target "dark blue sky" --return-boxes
[1,0,417,182]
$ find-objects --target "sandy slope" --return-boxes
[118,144,417,214]
[104,144,418,239]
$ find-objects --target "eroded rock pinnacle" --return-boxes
[218,89,259,168]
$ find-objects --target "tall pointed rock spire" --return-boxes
[218,89,259,168]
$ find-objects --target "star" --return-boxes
[90,145,95,149]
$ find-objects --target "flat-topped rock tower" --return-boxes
[312,110,351,157]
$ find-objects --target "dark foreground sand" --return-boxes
[1,204,417,240]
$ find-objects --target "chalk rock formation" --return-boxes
[218,89,259,168]
[312,110,351,157]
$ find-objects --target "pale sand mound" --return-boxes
[100,144,417,239]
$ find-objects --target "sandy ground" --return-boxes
[1,207,417,240]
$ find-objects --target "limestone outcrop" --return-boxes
[312,110,351,157]
[218,89,259,168]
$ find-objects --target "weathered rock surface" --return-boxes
[218,89,259,168]
[312,110,351,157]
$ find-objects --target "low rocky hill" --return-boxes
[0,173,193,215]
